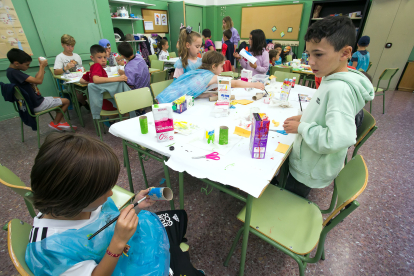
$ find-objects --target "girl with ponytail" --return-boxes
[157,39,169,60]
[173,26,202,79]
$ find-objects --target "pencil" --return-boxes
[298,94,303,112]
[87,196,148,240]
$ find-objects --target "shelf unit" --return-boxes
[109,0,154,7]
[111,17,144,21]
[308,0,370,51]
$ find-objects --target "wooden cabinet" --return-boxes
[398,62,414,92]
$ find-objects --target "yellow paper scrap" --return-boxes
[272,120,280,127]
[275,143,290,154]
[232,99,254,105]
[234,126,251,138]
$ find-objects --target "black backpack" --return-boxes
[114,27,125,41]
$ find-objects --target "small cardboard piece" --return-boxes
[234,126,251,138]
[232,99,254,105]
[275,143,290,154]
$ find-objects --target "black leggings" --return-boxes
[284,173,312,198]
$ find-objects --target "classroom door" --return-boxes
[362,0,414,89]
[185,5,202,34]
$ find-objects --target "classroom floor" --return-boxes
[0,90,413,276]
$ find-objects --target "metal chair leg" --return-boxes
[138,151,149,189]
[370,101,372,113]
[20,119,24,142]
[224,227,244,266]
[382,92,385,114]
[36,116,40,148]
[122,141,134,193]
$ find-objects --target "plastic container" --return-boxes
[252,74,268,85]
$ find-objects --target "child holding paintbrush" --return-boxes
[25,132,168,276]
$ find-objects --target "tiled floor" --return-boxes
[0,90,413,276]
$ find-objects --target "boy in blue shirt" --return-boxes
[349,36,370,71]
[282,16,374,198]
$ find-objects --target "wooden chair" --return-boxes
[225,155,369,276]
[272,72,301,83]
[150,71,167,84]
[369,68,399,114]
[7,219,35,275]
[148,54,158,67]
[150,79,173,102]
[270,66,292,75]
[150,60,165,72]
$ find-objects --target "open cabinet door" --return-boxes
[168,1,185,54]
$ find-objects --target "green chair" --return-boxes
[0,163,134,223]
[366,62,372,72]
[150,60,164,72]
[272,71,300,83]
[270,66,293,76]
[304,74,316,88]
[150,79,173,102]
[89,61,94,67]
[169,52,177,58]
[220,71,240,79]
[148,54,158,67]
[150,70,167,84]
[114,88,156,193]
[93,92,127,141]
[369,68,399,114]
[286,55,293,62]
[345,109,377,164]
[7,219,35,276]
[12,87,75,148]
[225,155,369,276]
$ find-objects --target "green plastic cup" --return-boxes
[139,116,148,134]
[219,126,228,145]
[167,56,170,60]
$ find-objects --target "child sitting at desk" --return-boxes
[117,42,150,90]
[158,39,170,60]
[156,51,264,103]
[173,26,203,79]
[267,49,280,75]
[282,16,374,198]
[80,45,127,111]
[6,49,75,131]
[99,38,117,67]
[202,29,216,52]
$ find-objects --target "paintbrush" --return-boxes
[87,196,148,240]
[298,94,303,112]
[264,88,269,96]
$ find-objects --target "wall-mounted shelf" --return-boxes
[311,17,362,20]
[108,0,154,7]
[111,17,144,21]
[115,40,146,43]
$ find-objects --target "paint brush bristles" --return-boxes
[298,94,303,112]
[87,196,148,240]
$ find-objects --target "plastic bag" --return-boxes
[26,198,170,276]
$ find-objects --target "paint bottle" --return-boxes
[292,77,296,88]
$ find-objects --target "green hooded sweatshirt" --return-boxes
[289,68,374,188]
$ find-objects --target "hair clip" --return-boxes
[186,26,192,34]
[180,23,185,30]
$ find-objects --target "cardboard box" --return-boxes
[249,113,270,159]
[218,76,232,101]
[152,103,174,142]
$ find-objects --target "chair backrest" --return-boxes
[148,54,158,66]
[273,71,300,82]
[356,109,376,146]
[367,62,372,72]
[220,71,236,78]
[151,60,164,71]
[7,219,35,276]
[150,70,167,84]
[169,52,177,58]
[286,55,293,62]
[89,61,94,67]
[0,164,36,218]
[273,66,293,74]
[150,79,173,100]
[323,155,368,226]
[114,87,154,114]
[13,87,36,117]
[377,68,399,91]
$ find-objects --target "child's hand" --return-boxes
[134,188,156,209]
[285,115,302,123]
[65,62,75,71]
[249,62,257,69]
[233,52,241,59]
[113,204,138,245]
[38,58,48,67]
[283,120,300,134]
[253,82,265,90]
[118,69,125,75]
[118,75,128,82]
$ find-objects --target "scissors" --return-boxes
[192,152,220,160]
[269,130,288,135]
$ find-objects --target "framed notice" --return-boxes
[142,9,168,33]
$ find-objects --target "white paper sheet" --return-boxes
[144,21,154,30]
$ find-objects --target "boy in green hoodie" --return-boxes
[282,16,374,198]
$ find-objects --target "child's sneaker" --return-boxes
[57,122,77,131]
[48,122,62,132]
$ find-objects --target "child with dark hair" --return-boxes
[222,29,235,68]
[234,29,269,76]
[273,43,283,65]
[99,38,117,66]
[80,45,128,111]
[281,16,374,198]
[202,29,215,52]
[268,49,280,75]
[6,49,75,131]
[117,42,150,90]
[157,39,170,60]
[349,35,370,71]
[156,51,264,103]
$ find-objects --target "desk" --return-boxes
[109,84,315,275]
[162,57,179,64]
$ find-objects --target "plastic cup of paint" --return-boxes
[148,187,173,201]
[139,116,148,134]
[167,56,170,60]
[219,126,229,145]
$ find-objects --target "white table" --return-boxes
[109,83,315,276]
[162,57,179,64]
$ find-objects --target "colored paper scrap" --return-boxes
[275,143,290,154]
[272,26,277,32]
[234,126,251,138]
[280,32,285,37]
[287,27,293,33]
[232,99,254,105]
[272,120,279,127]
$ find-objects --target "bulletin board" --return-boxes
[142,9,169,34]
[0,0,33,59]
[241,4,303,40]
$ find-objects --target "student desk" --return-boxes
[109,84,316,275]
[162,57,180,64]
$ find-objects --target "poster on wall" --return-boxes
[154,13,160,25]
[161,14,167,25]
[0,0,33,59]
[144,21,154,30]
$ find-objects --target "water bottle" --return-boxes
[301,52,308,65]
